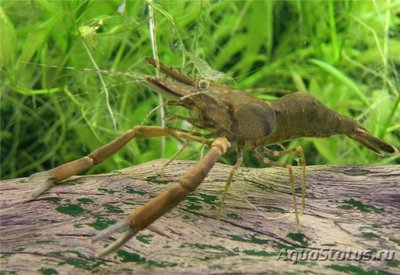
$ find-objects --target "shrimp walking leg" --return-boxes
[263,146,306,213]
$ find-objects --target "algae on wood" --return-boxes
[1,160,399,273]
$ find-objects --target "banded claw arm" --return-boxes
[28,125,209,199]
[92,137,230,257]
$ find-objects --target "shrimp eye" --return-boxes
[198,79,209,90]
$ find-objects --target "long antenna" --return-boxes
[20,61,145,80]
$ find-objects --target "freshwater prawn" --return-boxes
[28,57,397,257]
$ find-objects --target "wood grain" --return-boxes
[1,160,399,274]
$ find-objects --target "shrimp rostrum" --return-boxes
[29,57,398,257]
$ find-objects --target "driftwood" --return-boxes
[1,159,399,274]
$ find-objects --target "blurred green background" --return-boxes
[1,0,399,180]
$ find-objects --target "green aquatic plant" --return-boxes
[1,0,399,180]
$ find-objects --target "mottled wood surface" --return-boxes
[1,160,399,274]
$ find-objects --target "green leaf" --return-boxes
[309,58,369,105]
[313,139,336,163]
[0,7,16,69]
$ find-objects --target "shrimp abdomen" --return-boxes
[267,92,397,156]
